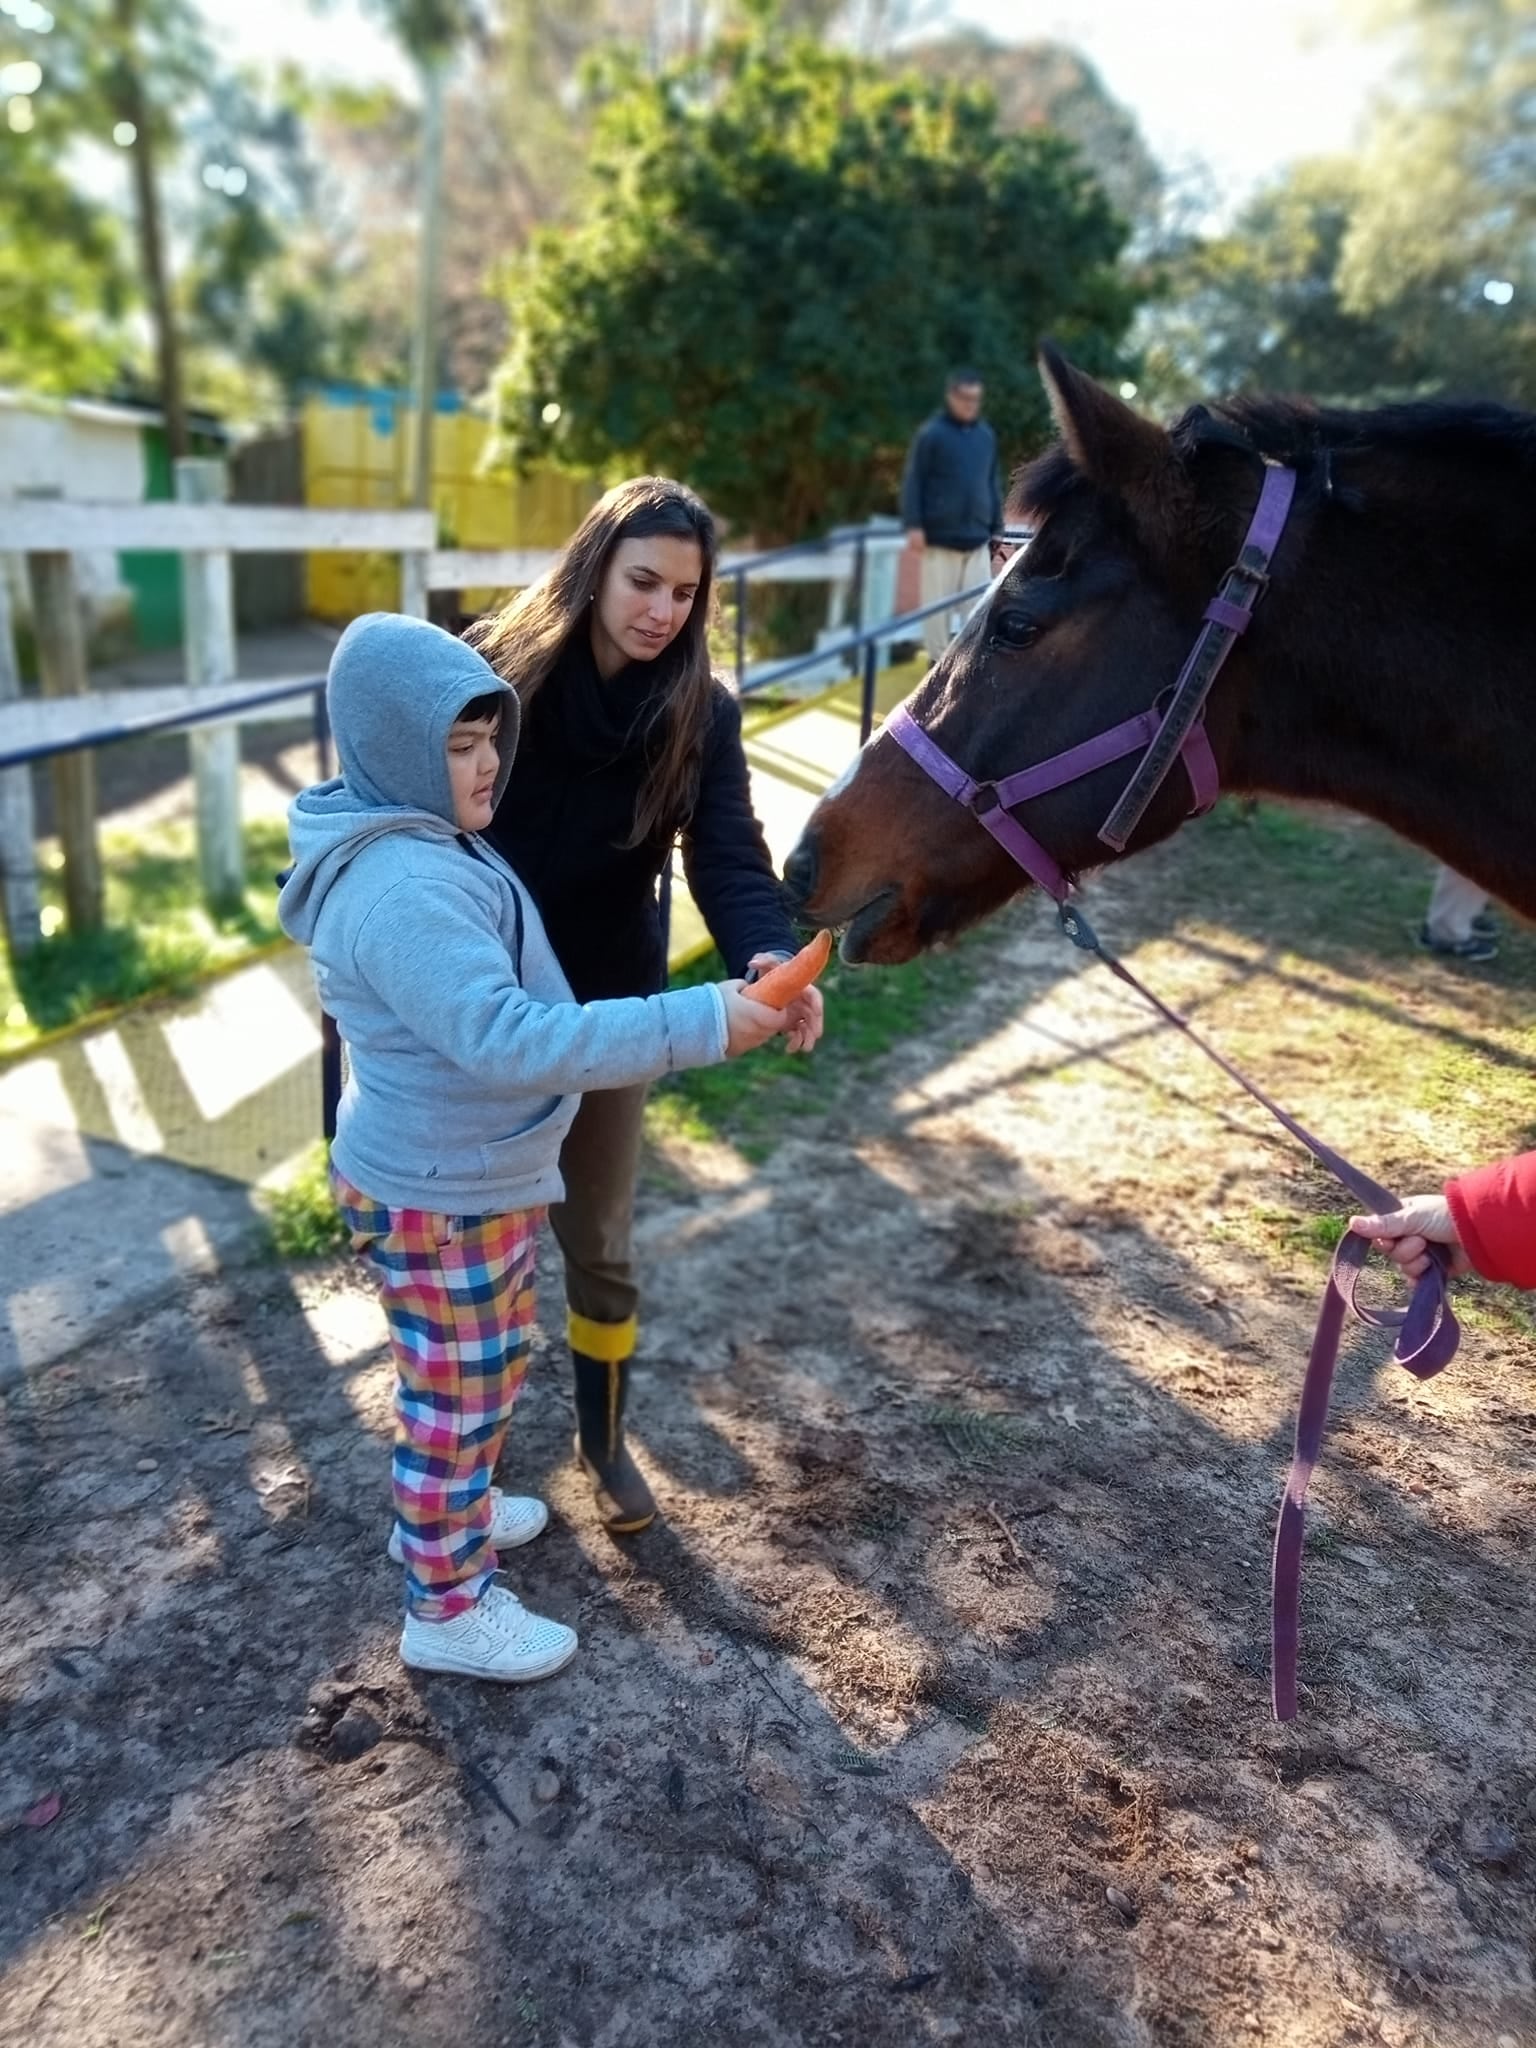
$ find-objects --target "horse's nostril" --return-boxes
[781,835,818,907]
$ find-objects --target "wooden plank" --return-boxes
[0,562,42,953]
[426,547,555,591]
[177,460,245,909]
[25,550,102,934]
[0,501,436,555]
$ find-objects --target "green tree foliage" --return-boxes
[1137,160,1446,410]
[490,26,1137,537]
[362,0,487,60]
[0,134,133,396]
[1336,0,1532,400]
[1139,0,1533,413]
[0,2,420,416]
[906,31,1164,247]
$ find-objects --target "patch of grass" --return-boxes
[1,816,291,1058]
[1196,798,1435,948]
[923,1404,1034,1466]
[646,928,985,1157]
[1305,1522,1343,1561]
[1245,1205,1348,1266]
[1454,1285,1536,1344]
[262,1142,349,1260]
[1415,1039,1536,1153]
[1295,1211,1348,1256]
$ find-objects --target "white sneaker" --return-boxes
[387,1490,548,1565]
[399,1583,577,1683]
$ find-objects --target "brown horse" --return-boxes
[784,345,1536,959]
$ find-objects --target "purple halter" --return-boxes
[878,461,1460,1719]
[886,463,1298,900]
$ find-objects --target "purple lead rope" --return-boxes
[884,459,1460,1715]
[1056,904,1460,1719]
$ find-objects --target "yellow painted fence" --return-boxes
[301,392,598,619]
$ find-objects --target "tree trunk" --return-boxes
[114,0,189,461]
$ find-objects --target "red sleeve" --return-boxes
[1445,1151,1536,1288]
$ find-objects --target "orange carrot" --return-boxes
[748,929,833,1007]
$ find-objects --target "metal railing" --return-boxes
[722,520,904,693]
[0,675,329,776]
[738,578,990,743]
[0,576,989,1149]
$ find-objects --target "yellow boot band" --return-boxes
[568,1311,638,1364]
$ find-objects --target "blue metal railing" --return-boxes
[0,676,329,774]
[0,572,991,1145]
[723,519,903,693]
[739,579,989,743]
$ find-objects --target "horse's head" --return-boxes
[785,346,1272,962]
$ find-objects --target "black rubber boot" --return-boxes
[571,1351,656,1535]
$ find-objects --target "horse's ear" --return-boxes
[1038,342,1171,494]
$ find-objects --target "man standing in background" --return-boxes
[1420,863,1498,963]
[900,368,1002,662]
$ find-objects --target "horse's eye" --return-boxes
[990,609,1039,651]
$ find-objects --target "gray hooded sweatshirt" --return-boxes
[279,612,727,1213]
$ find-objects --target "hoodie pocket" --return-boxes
[479,1096,570,1181]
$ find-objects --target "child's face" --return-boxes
[447,715,501,832]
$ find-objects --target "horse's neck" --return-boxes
[1230,491,1536,915]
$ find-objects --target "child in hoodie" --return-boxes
[279,614,787,1684]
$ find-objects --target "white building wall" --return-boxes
[0,393,149,618]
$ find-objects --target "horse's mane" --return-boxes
[1205,394,1536,478]
[1013,393,1536,516]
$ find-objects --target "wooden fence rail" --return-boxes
[0,477,903,949]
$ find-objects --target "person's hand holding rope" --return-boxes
[1348,1197,1471,1280]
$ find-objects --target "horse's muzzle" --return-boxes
[780,832,818,917]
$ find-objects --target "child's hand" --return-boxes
[745,951,826,1056]
[1348,1195,1470,1280]
[719,980,788,1057]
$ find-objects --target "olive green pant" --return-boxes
[549,1082,648,1362]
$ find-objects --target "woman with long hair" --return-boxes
[470,477,824,1535]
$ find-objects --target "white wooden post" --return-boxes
[400,550,431,620]
[176,458,245,910]
[0,560,42,954]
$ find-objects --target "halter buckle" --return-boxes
[1227,546,1273,591]
[965,780,1001,817]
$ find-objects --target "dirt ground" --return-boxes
[3,809,1535,2048]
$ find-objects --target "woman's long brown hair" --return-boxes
[467,477,718,848]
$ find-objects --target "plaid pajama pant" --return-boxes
[331,1168,543,1621]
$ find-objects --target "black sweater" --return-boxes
[899,411,1003,551]
[485,636,799,1003]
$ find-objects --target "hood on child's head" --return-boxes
[329,611,519,819]
[277,613,519,947]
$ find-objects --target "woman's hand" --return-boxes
[719,980,788,1057]
[1348,1195,1470,1280]
[746,952,825,1056]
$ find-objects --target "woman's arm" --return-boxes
[681,687,801,975]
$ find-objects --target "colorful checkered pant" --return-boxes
[332,1169,542,1621]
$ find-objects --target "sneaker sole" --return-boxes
[1417,927,1498,962]
[388,1507,548,1565]
[399,1631,578,1684]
